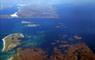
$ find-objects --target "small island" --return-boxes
[2,33,24,52]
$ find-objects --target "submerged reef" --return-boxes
[8,41,95,60]
[1,33,95,60]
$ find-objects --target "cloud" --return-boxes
[21,21,40,27]
[10,12,18,18]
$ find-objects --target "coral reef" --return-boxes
[9,42,95,60]
[2,34,95,60]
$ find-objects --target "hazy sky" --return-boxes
[0,0,95,9]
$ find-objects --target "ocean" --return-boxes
[0,3,95,60]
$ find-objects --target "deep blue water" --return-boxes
[0,4,95,56]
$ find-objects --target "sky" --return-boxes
[0,0,95,9]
